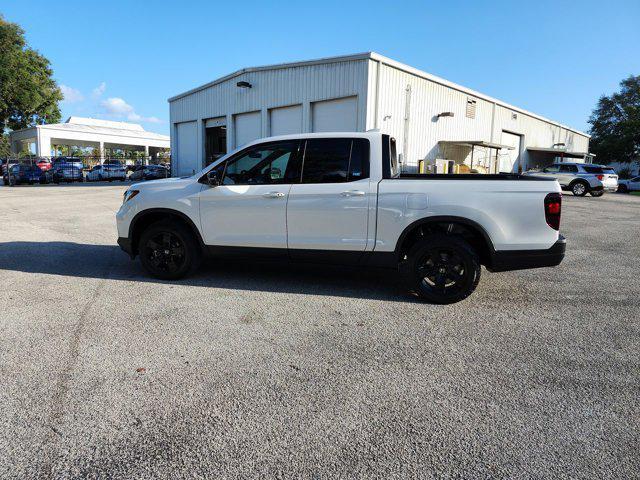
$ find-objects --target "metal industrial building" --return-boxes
[168,52,592,176]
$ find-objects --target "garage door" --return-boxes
[176,121,198,176]
[500,131,522,173]
[234,111,262,148]
[269,105,302,136]
[312,96,357,133]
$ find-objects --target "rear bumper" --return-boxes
[117,237,134,257]
[489,235,566,272]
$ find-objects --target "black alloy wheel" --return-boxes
[139,221,201,280]
[405,234,481,304]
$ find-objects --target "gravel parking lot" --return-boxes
[0,184,638,479]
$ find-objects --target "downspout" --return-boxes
[373,60,381,130]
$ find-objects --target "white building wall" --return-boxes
[169,53,590,175]
[367,59,590,171]
[169,59,369,172]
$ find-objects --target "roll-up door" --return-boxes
[234,111,262,147]
[500,131,522,173]
[311,96,357,133]
[175,121,198,176]
[269,105,302,136]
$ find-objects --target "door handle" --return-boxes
[340,190,366,197]
[263,191,285,198]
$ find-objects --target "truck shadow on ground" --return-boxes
[0,241,413,302]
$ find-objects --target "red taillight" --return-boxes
[596,174,604,181]
[544,193,562,230]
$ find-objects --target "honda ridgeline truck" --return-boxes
[116,132,565,304]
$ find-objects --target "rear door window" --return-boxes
[301,138,370,183]
[559,165,579,173]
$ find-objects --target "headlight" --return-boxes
[123,189,140,204]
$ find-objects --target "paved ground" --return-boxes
[0,184,638,479]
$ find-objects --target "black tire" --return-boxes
[402,234,481,304]
[138,221,202,280]
[590,190,604,197]
[618,185,628,193]
[570,181,589,197]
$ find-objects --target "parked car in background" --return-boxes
[3,163,52,185]
[523,162,610,196]
[582,164,619,193]
[36,159,52,171]
[618,176,640,193]
[51,157,84,183]
[86,163,127,182]
[129,164,170,181]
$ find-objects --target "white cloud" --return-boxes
[100,97,163,124]
[101,97,135,116]
[92,82,106,97]
[60,85,84,103]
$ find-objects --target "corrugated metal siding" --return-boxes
[371,63,494,166]
[368,62,590,170]
[169,60,369,167]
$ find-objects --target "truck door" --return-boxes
[198,140,302,249]
[286,138,372,263]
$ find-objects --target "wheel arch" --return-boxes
[394,216,497,268]
[129,208,204,256]
[569,178,590,188]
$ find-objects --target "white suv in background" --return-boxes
[524,163,618,197]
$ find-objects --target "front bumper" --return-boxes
[488,235,566,272]
[117,237,134,257]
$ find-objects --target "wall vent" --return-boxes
[511,112,518,120]
[466,98,477,119]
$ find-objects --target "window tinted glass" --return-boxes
[389,137,399,177]
[582,165,604,173]
[223,141,299,185]
[301,138,370,184]
[559,165,578,173]
[544,165,560,173]
[302,139,350,183]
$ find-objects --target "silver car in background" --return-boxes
[523,162,617,197]
[618,176,640,193]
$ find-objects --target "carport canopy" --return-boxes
[526,146,595,159]
[439,140,514,150]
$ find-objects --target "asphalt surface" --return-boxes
[0,183,638,479]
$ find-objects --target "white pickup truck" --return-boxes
[116,132,565,304]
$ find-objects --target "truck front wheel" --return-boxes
[403,234,481,304]
[138,221,202,280]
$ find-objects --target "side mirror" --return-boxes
[207,169,222,187]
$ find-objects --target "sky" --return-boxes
[2,0,639,135]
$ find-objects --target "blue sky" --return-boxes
[3,0,639,135]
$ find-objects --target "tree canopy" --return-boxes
[588,75,640,164]
[0,15,62,134]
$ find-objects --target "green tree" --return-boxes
[588,75,640,164]
[0,15,62,136]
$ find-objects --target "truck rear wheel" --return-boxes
[403,234,481,304]
[138,221,201,280]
